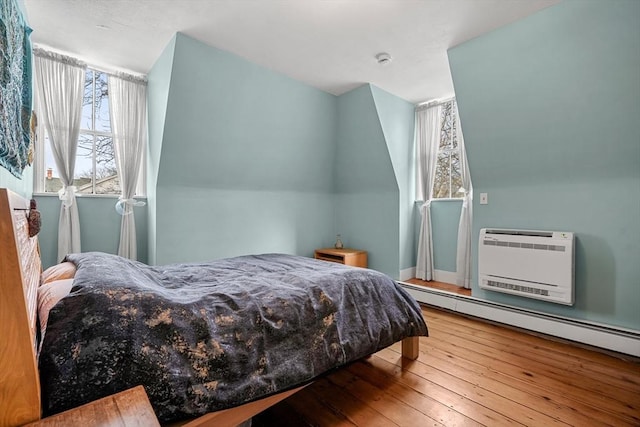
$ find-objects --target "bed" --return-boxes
[0,188,428,426]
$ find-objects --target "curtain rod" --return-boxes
[33,43,147,80]
[416,96,455,108]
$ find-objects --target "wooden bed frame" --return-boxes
[0,188,419,426]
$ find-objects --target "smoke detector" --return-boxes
[375,52,392,65]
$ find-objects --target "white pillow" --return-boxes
[38,278,74,339]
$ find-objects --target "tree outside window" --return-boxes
[43,68,120,194]
[432,100,464,199]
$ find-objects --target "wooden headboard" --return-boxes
[0,188,42,426]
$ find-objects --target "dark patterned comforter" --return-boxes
[39,252,428,422]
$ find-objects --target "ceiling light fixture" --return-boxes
[375,52,392,65]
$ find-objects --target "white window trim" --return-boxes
[32,87,46,194]
[431,99,464,200]
[33,67,147,197]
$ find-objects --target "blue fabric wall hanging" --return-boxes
[0,0,32,178]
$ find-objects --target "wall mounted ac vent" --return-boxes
[478,228,575,305]
[485,280,549,296]
[483,239,567,251]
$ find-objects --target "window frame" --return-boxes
[33,66,146,197]
[431,99,463,200]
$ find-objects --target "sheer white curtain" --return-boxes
[415,103,442,280]
[455,106,473,289]
[34,49,85,262]
[109,74,147,260]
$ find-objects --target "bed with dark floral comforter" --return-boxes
[39,252,428,422]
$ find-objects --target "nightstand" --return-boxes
[25,386,159,427]
[314,248,367,268]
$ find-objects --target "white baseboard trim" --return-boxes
[399,282,640,358]
[434,269,456,285]
[399,267,458,286]
[399,267,415,281]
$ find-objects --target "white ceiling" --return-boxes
[23,0,559,104]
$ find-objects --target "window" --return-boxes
[36,67,144,196]
[432,100,464,199]
[40,68,119,194]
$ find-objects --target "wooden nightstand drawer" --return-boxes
[314,248,367,268]
[25,386,159,427]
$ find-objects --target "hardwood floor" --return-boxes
[405,278,471,297]
[253,305,640,427]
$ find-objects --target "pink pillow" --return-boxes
[41,262,76,285]
[38,278,74,340]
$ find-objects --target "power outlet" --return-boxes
[480,193,488,205]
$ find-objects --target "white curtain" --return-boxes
[34,49,85,262]
[109,74,147,260]
[455,107,473,289]
[415,103,442,280]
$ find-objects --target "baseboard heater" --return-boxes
[399,283,640,357]
[478,228,575,305]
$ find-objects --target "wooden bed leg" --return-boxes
[401,336,419,360]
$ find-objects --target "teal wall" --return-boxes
[448,0,640,329]
[370,86,416,272]
[150,33,337,265]
[430,200,462,273]
[146,35,417,276]
[0,166,32,198]
[146,35,176,265]
[413,200,462,276]
[335,85,399,277]
[33,196,148,268]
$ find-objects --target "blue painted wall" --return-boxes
[0,166,32,198]
[370,86,416,272]
[448,0,640,329]
[412,200,462,277]
[430,200,462,273]
[146,34,417,277]
[146,35,176,265]
[335,85,399,277]
[33,195,148,268]
[150,33,337,265]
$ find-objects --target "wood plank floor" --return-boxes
[253,305,640,427]
[405,278,472,297]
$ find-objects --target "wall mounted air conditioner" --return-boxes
[478,228,575,305]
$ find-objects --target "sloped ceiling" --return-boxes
[24,0,559,104]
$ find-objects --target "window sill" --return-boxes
[415,198,463,204]
[33,192,147,200]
